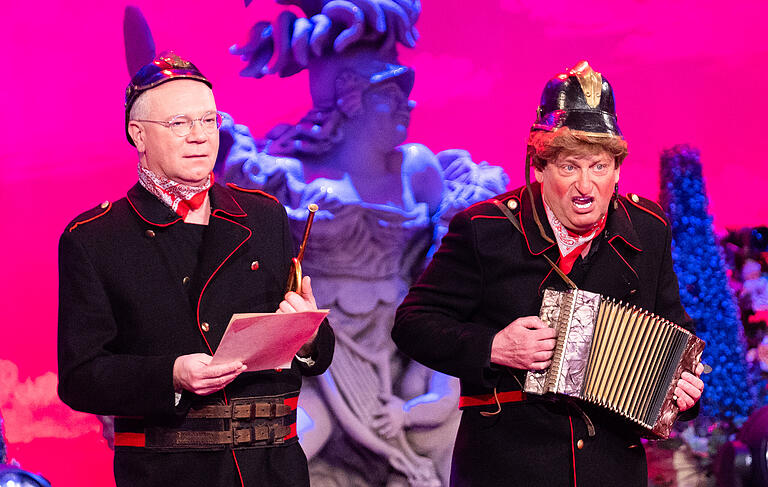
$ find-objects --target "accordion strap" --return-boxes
[491,199,578,290]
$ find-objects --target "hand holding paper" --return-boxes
[211,277,328,372]
[173,353,246,395]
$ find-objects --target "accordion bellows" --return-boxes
[524,288,705,439]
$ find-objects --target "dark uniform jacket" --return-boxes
[393,183,695,487]
[58,182,334,487]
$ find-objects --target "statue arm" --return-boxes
[399,143,444,215]
[216,113,306,207]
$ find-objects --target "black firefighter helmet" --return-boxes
[531,60,622,138]
[524,61,624,244]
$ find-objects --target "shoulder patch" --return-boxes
[68,201,112,232]
[225,183,279,203]
[623,193,667,226]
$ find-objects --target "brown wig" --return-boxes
[527,127,628,171]
[524,128,628,243]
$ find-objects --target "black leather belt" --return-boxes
[114,393,299,450]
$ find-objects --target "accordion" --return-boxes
[524,288,705,439]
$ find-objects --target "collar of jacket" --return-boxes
[127,182,247,226]
[515,182,643,256]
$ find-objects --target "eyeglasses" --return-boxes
[133,111,223,137]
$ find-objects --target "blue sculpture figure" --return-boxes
[218,2,508,485]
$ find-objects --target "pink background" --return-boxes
[1,1,766,484]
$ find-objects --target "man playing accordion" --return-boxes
[393,61,704,486]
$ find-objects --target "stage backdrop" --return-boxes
[1,1,766,485]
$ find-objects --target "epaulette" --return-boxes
[623,193,667,226]
[226,183,279,203]
[501,186,528,213]
[68,200,112,232]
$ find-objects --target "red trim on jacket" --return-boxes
[284,395,299,410]
[285,422,298,440]
[516,206,556,257]
[226,183,279,203]
[195,214,253,355]
[608,238,640,282]
[609,234,643,253]
[459,390,526,408]
[470,215,507,221]
[569,415,577,487]
[232,451,245,487]
[127,196,183,227]
[623,196,667,226]
[213,188,247,217]
[68,202,112,232]
[618,198,632,225]
[114,432,146,447]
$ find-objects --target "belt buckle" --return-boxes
[253,402,277,419]
[231,397,278,420]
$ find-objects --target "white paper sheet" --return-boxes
[210,310,329,371]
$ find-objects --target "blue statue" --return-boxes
[217,2,508,485]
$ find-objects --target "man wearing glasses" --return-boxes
[57,52,334,487]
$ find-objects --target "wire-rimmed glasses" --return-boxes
[133,111,223,137]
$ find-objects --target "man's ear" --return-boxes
[128,121,146,152]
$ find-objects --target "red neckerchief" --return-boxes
[543,201,607,274]
[137,163,213,218]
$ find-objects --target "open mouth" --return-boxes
[572,196,594,210]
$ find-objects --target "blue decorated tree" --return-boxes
[659,144,753,422]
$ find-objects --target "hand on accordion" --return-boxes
[674,362,705,412]
[490,316,557,370]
